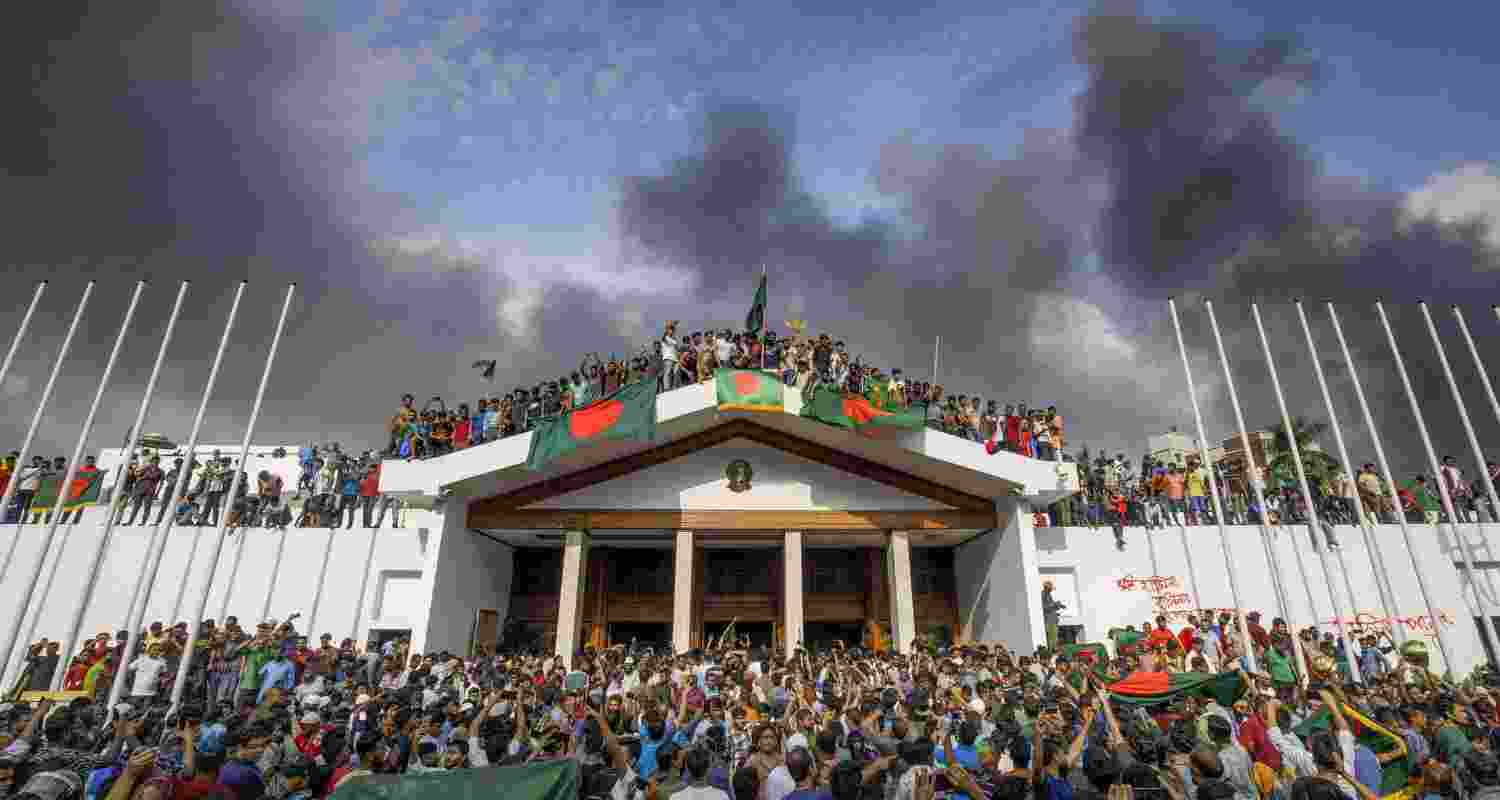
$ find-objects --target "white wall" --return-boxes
[419,501,515,657]
[1032,520,1500,675]
[954,499,1044,652]
[533,439,952,511]
[0,509,438,681]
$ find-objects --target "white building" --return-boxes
[0,380,1493,683]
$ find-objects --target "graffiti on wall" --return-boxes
[1116,575,1197,615]
[1322,611,1457,640]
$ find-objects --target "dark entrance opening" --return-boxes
[609,623,671,652]
[803,622,864,652]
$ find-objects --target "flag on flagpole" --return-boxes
[63,470,103,512]
[746,273,767,335]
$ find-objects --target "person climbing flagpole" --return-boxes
[106,280,246,722]
[1250,303,1360,684]
[1200,301,1308,681]
[3,281,128,686]
[0,281,93,613]
[0,281,46,398]
[1376,301,1499,667]
[1167,298,1256,673]
[55,282,190,688]
[169,283,295,712]
[1292,301,1399,631]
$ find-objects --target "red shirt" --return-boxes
[1177,626,1197,654]
[1237,711,1281,771]
[359,467,381,498]
[452,418,471,449]
[294,732,323,759]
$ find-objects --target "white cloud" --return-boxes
[1405,163,1500,249]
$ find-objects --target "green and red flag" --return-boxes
[64,469,103,511]
[1106,669,1248,708]
[716,369,784,412]
[800,385,926,432]
[1110,628,1144,657]
[1061,642,1110,667]
[746,273,767,334]
[526,379,657,471]
[1294,701,1408,794]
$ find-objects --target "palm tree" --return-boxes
[1266,416,1342,488]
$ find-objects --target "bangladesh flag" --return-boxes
[1295,702,1409,794]
[716,369,784,412]
[329,758,578,800]
[1106,670,1247,708]
[1111,628,1144,656]
[746,274,767,334]
[800,385,926,432]
[526,378,657,471]
[64,469,103,511]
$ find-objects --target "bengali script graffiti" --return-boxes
[1322,610,1457,639]
[1116,575,1180,593]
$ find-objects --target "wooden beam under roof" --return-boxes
[466,508,1000,531]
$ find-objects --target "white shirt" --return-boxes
[128,656,166,697]
[674,785,730,800]
[764,766,797,800]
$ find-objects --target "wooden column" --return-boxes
[784,531,804,651]
[692,545,706,648]
[586,548,609,649]
[885,530,916,655]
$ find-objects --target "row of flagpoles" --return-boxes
[2,278,1500,701]
[1168,299,1500,681]
[0,280,383,717]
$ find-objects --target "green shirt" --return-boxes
[239,646,274,691]
[1435,723,1471,766]
[1403,482,1441,512]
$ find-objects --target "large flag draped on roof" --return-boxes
[1294,701,1409,794]
[1106,670,1248,708]
[330,758,578,800]
[800,384,926,432]
[526,379,658,471]
[716,369,784,412]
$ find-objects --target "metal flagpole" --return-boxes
[0,281,46,394]
[5,281,137,686]
[1202,300,1308,675]
[307,528,336,637]
[1451,306,1500,519]
[0,281,93,663]
[106,281,246,721]
[1416,304,1500,612]
[1376,301,1497,667]
[0,282,92,587]
[170,284,295,711]
[219,525,249,622]
[1168,298,1257,672]
[58,282,190,687]
[933,337,940,389]
[261,527,289,622]
[1251,304,1361,683]
[1293,301,1399,629]
[1328,303,1453,668]
[350,527,381,644]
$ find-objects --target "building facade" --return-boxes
[1,381,1497,682]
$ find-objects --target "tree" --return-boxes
[1266,416,1342,487]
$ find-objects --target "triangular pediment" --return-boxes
[522,437,955,511]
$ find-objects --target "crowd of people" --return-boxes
[3,600,1498,800]
[384,322,1068,462]
[1051,452,1500,548]
[0,445,407,532]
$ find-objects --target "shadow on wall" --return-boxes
[1034,524,1069,555]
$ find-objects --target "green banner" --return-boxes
[331,759,579,800]
[800,385,926,432]
[716,369,784,412]
[526,379,658,471]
